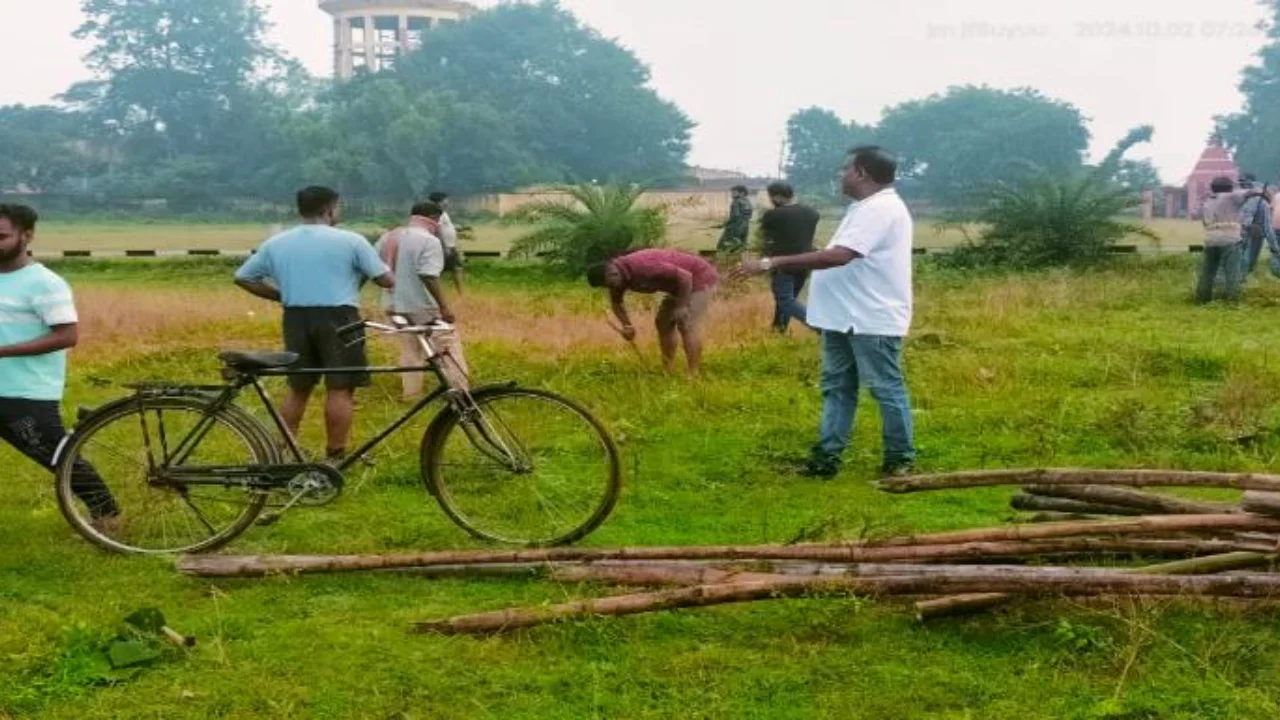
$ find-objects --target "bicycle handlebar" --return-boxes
[336,317,455,337]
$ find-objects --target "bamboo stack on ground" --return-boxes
[172,468,1280,635]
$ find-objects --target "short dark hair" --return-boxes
[731,185,749,195]
[849,145,897,184]
[766,181,795,200]
[0,204,38,233]
[586,262,610,288]
[428,191,449,203]
[297,186,340,218]
[411,201,444,219]
[1210,176,1235,193]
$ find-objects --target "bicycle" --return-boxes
[52,316,622,555]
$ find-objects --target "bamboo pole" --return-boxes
[914,551,1275,620]
[1242,492,1280,519]
[878,469,1280,494]
[1010,493,1144,516]
[177,518,1280,578]
[1024,484,1238,515]
[412,569,1280,635]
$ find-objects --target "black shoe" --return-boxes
[880,462,916,478]
[799,461,840,479]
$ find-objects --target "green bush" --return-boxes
[508,184,667,276]
[942,126,1158,269]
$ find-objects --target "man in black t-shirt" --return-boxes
[759,182,820,332]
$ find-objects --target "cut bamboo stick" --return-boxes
[413,569,1280,635]
[914,551,1275,620]
[1011,493,1144,516]
[1024,484,1238,515]
[1242,492,1280,519]
[177,517,1280,578]
[878,469,1280,494]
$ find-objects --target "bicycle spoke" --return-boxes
[429,390,619,546]
[57,397,270,555]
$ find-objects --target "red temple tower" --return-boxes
[1184,140,1239,218]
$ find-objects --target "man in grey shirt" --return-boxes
[374,201,469,399]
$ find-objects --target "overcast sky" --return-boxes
[3,0,1271,183]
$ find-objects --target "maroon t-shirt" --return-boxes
[612,249,718,295]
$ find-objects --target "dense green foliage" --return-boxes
[1217,1,1280,176]
[943,126,1158,269]
[0,0,692,208]
[786,86,1098,206]
[509,185,668,275]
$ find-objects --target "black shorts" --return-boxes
[282,307,369,391]
[443,247,463,272]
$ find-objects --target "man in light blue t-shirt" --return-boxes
[235,186,393,462]
[0,204,118,526]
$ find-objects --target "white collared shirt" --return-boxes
[805,188,914,337]
[438,212,459,249]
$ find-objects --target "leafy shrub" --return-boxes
[942,126,1158,269]
[508,184,667,276]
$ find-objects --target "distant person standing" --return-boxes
[735,146,916,478]
[234,186,394,463]
[428,191,465,295]
[759,182,820,332]
[1237,174,1278,278]
[587,249,719,376]
[1197,176,1254,304]
[0,204,119,527]
[716,185,754,253]
[375,201,469,400]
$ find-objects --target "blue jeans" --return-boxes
[770,270,808,331]
[813,332,916,469]
[1242,235,1265,276]
[1196,243,1243,304]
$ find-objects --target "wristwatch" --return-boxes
[760,257,773,271]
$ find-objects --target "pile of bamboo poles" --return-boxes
[176,469,1280,635]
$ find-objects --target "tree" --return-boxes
[944,126,1157,269]
[784,108,873,198]
[509,185,667,275]
[399,1,692,187]
[64,0,302,199]
[874,85,1090,206]
[1112,159,1163,192]
[0,106,97,193]
[1217,1,1280,176]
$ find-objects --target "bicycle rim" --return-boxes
[425,388,621,546]
[56,396,274,555]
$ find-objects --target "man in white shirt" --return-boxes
[428,191,465,294]
[374,201,469,399]
[736,146,916,478]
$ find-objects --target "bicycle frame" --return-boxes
[74,319,523,489]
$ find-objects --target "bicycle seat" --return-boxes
[218,350,299,371]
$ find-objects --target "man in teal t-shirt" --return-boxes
[0,204,118,523]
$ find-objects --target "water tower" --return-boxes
[320,0,476,79]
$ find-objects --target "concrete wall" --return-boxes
[454,189,772,221]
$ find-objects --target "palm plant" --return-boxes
[945,125,1159,269]
[509,184,667,276]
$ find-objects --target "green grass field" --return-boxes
[33,216,1208,255]
[5,254,1280,719]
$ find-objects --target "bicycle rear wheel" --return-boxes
[55,395,277,555]
[422,388,621,546]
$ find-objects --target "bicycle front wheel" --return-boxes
[55,395,277,555]
[422,388,621,546]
